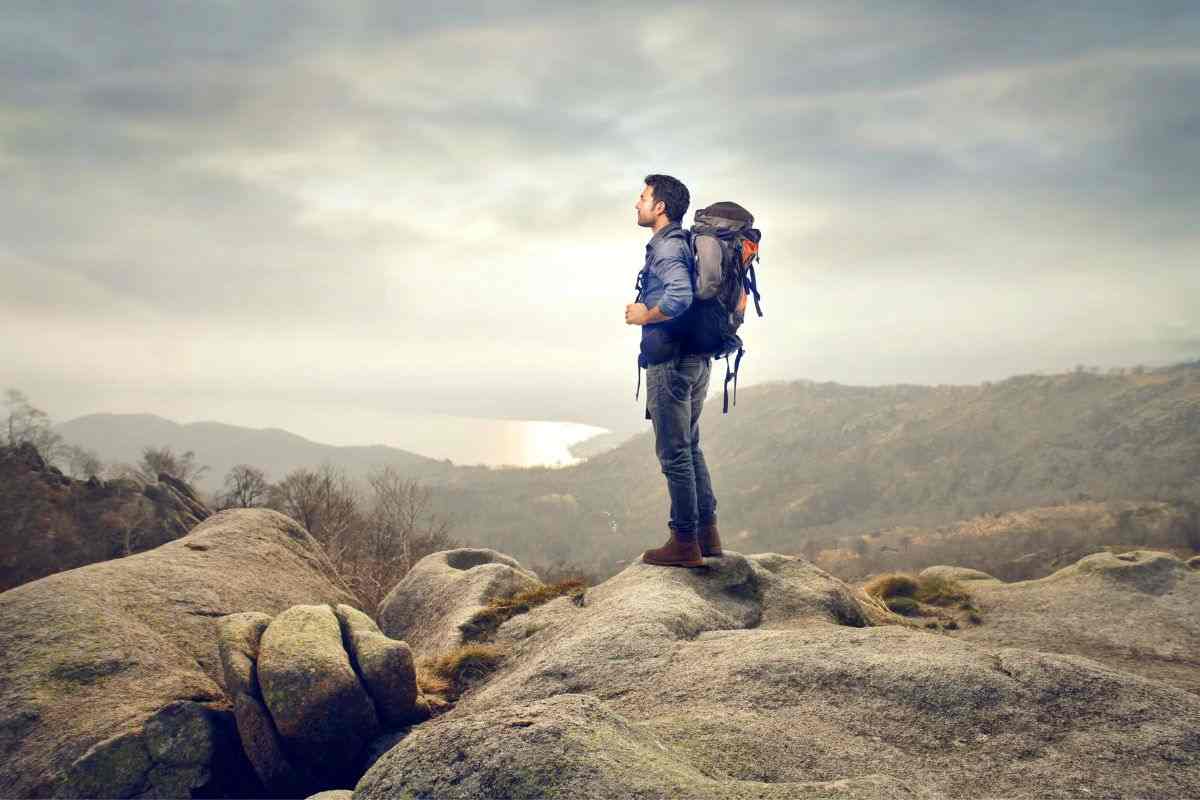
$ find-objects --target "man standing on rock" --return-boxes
[625,174,721,568]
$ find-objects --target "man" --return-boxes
[625,174,722,568]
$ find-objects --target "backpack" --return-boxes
[679,201,764,413]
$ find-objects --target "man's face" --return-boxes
[635,184,663,228]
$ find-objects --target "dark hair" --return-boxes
[643,174,690,223]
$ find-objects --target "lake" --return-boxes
[271,406,612,468]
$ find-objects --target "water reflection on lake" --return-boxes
[288,408,611,468]
[401,416,612,468]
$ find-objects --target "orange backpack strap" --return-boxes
[739,238,759,266]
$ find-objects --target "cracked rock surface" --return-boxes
[334,604,420,727]
[927,549,1200,694]
[358,551,1200,800]
[215,603,423,796]
[0,508,358,799]
[258,604,380,785]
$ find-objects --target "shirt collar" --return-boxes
[646,221,681,250]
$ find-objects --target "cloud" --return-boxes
[2,1,1198,444]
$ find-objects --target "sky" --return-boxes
[2,1,1198,461]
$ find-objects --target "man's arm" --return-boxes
[630,283,745,325]
[625,244,693,326]
[642,304,673,324]
[624,302,672,325]
[650,250,693,319]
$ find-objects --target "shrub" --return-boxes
[461,579,586,642]
[863,571,980,625]
[489,579,585,616]
[420,644,506,703]
[863,572,920,600]
[914,575,972,607]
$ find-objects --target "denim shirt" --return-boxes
[637,222,694,367]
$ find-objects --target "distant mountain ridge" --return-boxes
[54,412,455,494]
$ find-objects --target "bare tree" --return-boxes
[267,462,362,555]
[337,466,455,613]
[137,445,209,485]
[366,466,424,576]
[100,500,152,557]
[352,466,456,615]
[102,461,149,484]
[264,462,456,616]
[3,389,67,466]
[218,464,270,509]
[63,444,104,480]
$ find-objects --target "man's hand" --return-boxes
[625,302,650,325]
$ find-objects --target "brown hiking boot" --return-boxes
[698,520,723,557]
[642,529,703,568]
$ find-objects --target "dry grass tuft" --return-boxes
[914,574,972,607]
[415,663,452,698]
[461,579,586,642]
[417,581,585,712]
[862,571,980,626]
[419,643,507,704]
[852,588,920,628]
[862,572,920,601]
[489,579,586,617]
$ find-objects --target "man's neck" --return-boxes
[650,217,673,235]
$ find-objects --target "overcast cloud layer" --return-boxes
[3,1,1198,448]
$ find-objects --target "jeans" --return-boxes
[645,353,718,539]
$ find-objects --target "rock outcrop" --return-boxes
[0,442,212,592]
[377,548,540,657]
[215,603,424,795]
[258,605,380,784]
[215,611,304,794]
[335,605,420,727]
[8,522,1199,799]
[357,693,921,800]
[0,508,358,799]
[925,549,1200,694]
[216,612,273,700]
[358,551,1200,799]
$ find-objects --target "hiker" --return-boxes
[625,174,723,568]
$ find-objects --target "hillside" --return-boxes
[0,443,212,591]
[54,413,456,495]
[819,498,1199,582]
[428,362,1200,573]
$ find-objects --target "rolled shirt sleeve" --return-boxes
[650,249,693,319]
